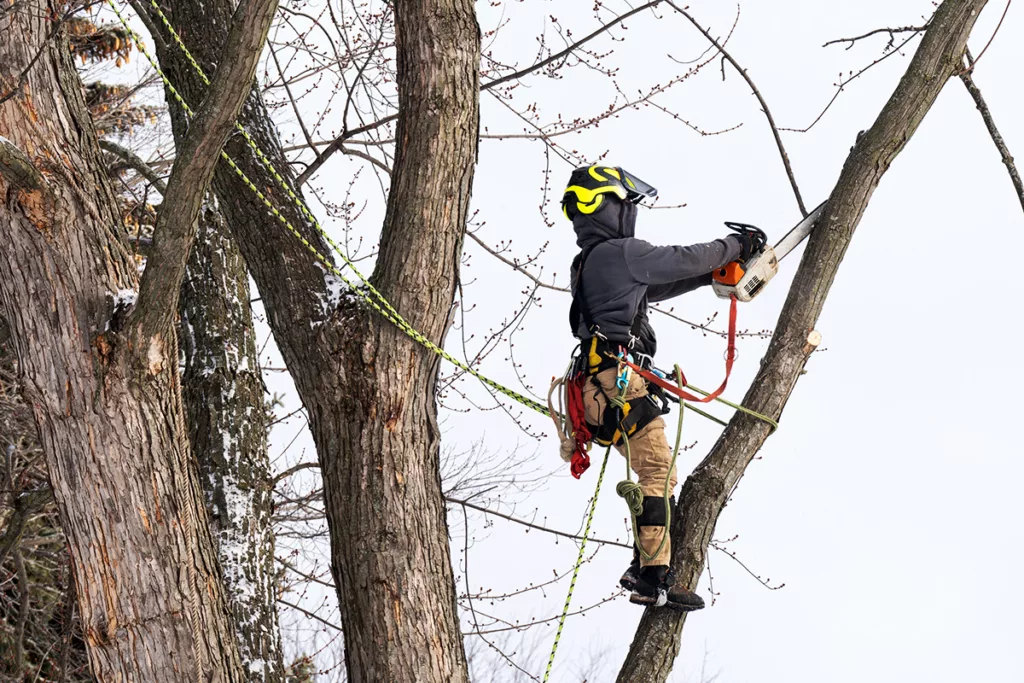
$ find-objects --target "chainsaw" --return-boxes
[712,202,827,302]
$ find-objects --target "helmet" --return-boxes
[562,165,657,220]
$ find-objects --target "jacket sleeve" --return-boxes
[623,236,742,286]
[647,273,713,302]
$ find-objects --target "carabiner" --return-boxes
[616,349,630,390]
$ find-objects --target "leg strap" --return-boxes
[591,387,663,447]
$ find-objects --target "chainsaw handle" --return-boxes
[723,221,767,244]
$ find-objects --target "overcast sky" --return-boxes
[233,0,1024,680]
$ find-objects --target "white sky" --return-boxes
[236,0,1024,680]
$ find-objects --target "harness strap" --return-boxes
[615,294,738,404]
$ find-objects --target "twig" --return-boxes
[277,597,342,632]
[665,1,807,216]
[464,590,624,636]
[823,25,929,50]
[446,495,632,549]
[708,540,785,591]
[269,43,320,161]
[297,1,664,185]
[960,49,1024,212]
[781,29,924,134]
[271,461,320,486]
[461,506,540,681]
[484,1,663,91]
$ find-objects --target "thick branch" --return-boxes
[666,1,807,216]
[617,1,989,680]
[959,50,1024,213]
[131,0,279,341]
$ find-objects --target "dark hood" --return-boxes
[573,199,637,249]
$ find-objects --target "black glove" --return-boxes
[731,232,760,262]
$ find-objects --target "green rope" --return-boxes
[685,382,779,432]
[616,365,686,564]
[542,446,611,683]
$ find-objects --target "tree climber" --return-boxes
[563,164,762,610]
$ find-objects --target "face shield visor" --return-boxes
[619,168,657,204]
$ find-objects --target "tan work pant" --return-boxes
[582,367,676,567]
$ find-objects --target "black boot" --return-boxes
[619,545,641,591]
[629,565,705,611]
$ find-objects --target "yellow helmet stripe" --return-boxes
[588,165,621,182]
[564,183,627,205]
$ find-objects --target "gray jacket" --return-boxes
[569,200,741,357]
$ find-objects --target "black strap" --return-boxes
[590,388,664,447]
[569,246,597,335]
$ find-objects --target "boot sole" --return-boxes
[628,593,705,612]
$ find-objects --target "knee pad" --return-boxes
[636,495,669,527]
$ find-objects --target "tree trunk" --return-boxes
[1,0,279,677]
[180,201,285,681]
[616,1,988,680]
[142,0,480,679]
[0,6,245,679]
[323,2,479,678]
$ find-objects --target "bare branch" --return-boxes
[967,0,1011,70]
[99,139,168,194]
[666,1,807,216]
[269,43,320,161]
[483,1,663,91]
[297,1,665,186]
[783,30,925,134]
[823,25,929,49]
[447,495,632,549]
[959,49,1024,212]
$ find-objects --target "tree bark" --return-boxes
[0,0,278,678]
[142,0,480,680]
[615,1,989,681]
[1,315,90,681]
[180,202,285,681]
